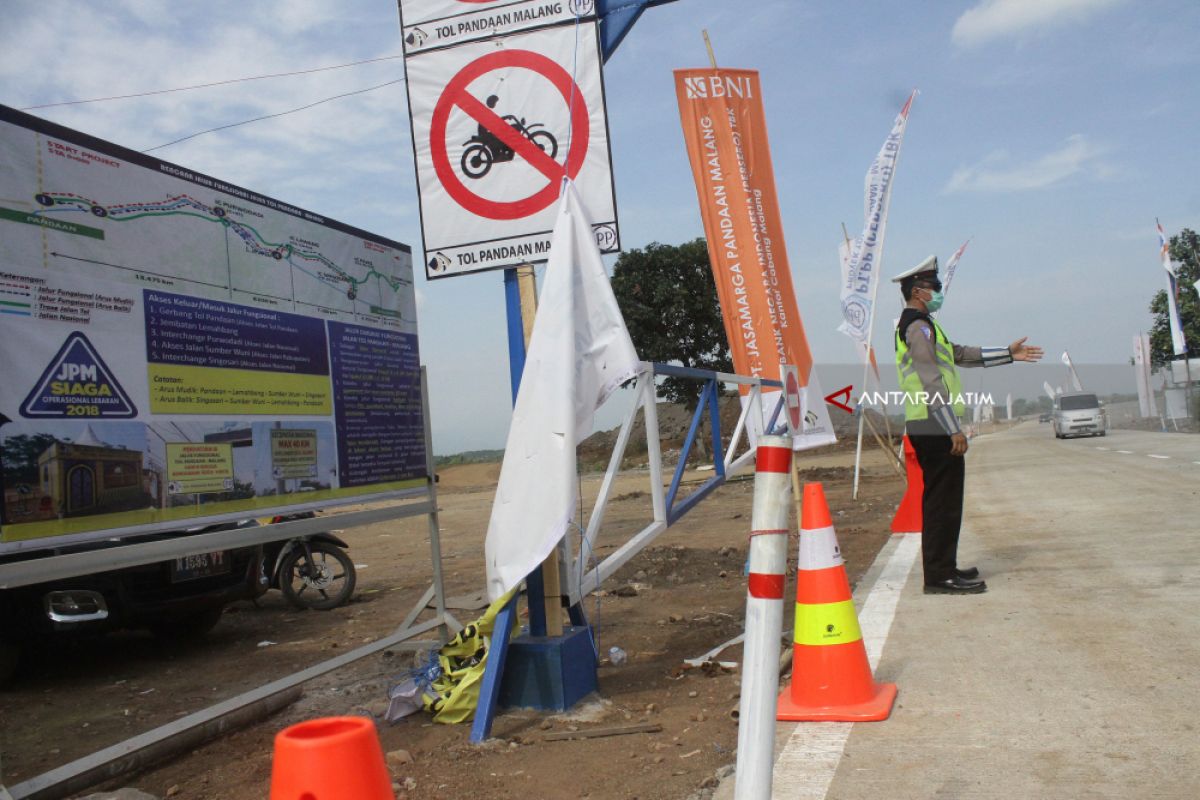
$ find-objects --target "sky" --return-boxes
[1,0,1198,454]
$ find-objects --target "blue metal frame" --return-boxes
[653,363,782,525]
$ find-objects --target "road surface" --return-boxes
[724,421,1200,799]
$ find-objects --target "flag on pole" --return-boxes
[1006,392,1013,420]
[942,238,971,295]
[1133,332,1157,417]
[1061,350,1083,391]
[1157,219,1188,356]
[484,181,640,601]
[838,91,916,351]
[1043,381,1057,402]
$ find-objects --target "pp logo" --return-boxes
[593,224,617,251]
[569,0,595,14]
[841,297,868,332]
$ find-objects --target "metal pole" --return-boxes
[735,436,791,800]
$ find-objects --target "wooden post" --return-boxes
[702,29,718,69]
[515,264,564,636]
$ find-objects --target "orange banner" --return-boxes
[674,68,814,384]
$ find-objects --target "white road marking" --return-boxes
[770,533,920,799]
[1095,446,1109,451]
[1116,450,1133,454]
[1148,454,1171,459]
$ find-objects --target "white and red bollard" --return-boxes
[734,435,792,800]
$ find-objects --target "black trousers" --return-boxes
[907,428,965,583]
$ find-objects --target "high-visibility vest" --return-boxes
[895,318,965,422]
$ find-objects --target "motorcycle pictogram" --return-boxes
[460,95,559,179]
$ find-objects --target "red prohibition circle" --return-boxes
[430,49,590,220]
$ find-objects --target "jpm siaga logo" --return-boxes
[21,332,137,418]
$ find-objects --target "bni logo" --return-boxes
[684,75,754,100]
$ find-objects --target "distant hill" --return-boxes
[435,449,504,467]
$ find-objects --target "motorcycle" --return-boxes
[258,512,357,611]
[460,100,559,180]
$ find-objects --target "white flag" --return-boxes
[484,181,640,601]
[942,238,971,295]
[1061,350,1083,391]
[1006,392,1013,420]
[1157,219,1188,356]
[838,238,870,367]
[838,91,915,349]
[1043,381,1056,402]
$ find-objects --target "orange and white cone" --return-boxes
[777,482,897,722]
[890,435,923,534]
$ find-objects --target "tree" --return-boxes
[1149,227,1200,367]
[611,238,731,407]
[2,433,58,485]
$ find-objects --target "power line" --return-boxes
[142,78,405,153]
[21,54,404,111]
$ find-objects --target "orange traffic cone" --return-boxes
[269,716,395,800]
[890,435,923,534]
[777,483,897,722]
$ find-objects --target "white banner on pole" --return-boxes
[484,181,638,600]
[1006,392,1013,420]
[403,20,618,279]
[1062,350,1084,391]
[942,237,971,295]
[837,91,914,349]
[1157,219,1188,356]
[1133,333,1156,418]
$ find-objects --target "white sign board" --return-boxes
[0,105,424,552]
[404,22,619,278]
[400,0,596,54]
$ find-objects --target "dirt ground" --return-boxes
[0,441,904,800]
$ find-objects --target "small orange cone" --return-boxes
[777,483,897,722]
[269,716,395,800]
[890,435,923,534]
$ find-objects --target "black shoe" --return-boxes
[924,576,987,595]
[956,566,980,580]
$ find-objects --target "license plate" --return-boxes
[172,550,231,582]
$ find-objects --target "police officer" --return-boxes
[893,256,1043,594]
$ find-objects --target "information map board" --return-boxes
[0,105,425,552]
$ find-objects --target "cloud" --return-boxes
[951,0,1125,48]
[943,134,1113,193]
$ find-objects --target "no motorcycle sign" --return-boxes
[403,19,619,279]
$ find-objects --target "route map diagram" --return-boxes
[0,107,416,334]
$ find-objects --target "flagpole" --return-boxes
[852,90,915,500]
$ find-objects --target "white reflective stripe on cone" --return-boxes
[798,526,843,571]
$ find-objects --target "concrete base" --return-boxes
[498,625,598,711]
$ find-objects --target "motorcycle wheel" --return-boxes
[280,542,357,611]
[461,143,493,178]
[528,129,558,159]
